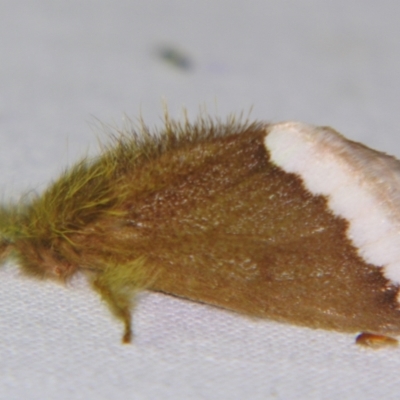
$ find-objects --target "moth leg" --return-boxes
[355,332,398,349]
[91,257,154,343]
[93,277,134,343]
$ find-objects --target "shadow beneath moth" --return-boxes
[1,116,400,348]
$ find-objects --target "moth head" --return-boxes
[13,238,78,282]
[0,193,90,281]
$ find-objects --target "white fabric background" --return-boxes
[1,1,400,399]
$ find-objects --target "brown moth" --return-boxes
[1,116,400,346]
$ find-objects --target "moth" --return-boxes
[1,115,400,347]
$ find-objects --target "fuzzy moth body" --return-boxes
[2,116,400,346]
